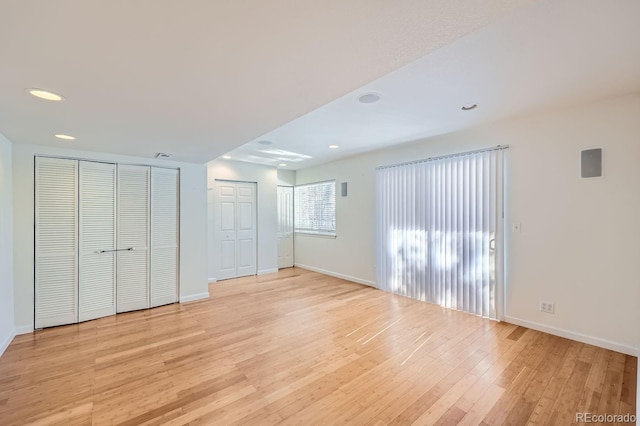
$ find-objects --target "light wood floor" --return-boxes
[0,268,636,425]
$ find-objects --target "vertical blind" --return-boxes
[376,148,505,319]
[294,180,336,235]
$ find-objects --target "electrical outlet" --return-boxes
[539,301,555,314]
[512,223,522,233]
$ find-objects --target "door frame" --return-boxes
[213,179,258,280]
[277,185,294,269]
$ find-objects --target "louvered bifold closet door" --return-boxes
[150,167,179,307]
[35,157,78,328]
[117,165,150,313]
[79,161,117,322]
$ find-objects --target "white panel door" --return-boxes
[277,186,294,269]
[214,180,256,280]
[236,183,257,277]
[215,181,237,280]
[207,189,216,281]
[35,157,79,328]
[117,164,150,313]
[79,161,116,322]
[150,167,179,307]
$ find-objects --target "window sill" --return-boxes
[295,231,337,239]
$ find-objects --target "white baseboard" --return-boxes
[180,292,210,303]
[15,324,34,335]
[503,315,639,357]
[294,263,377,287]
[0,329,16,357]
[208,277,217,283]
[257,268,278,276]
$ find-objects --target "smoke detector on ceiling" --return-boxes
[156,152,172,159]
[358,93,381,104]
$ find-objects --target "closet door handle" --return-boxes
[97,247,135,254]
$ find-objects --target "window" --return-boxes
[294,180,336,236]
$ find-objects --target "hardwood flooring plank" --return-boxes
[621,355,637,407]
[506,325,528,341]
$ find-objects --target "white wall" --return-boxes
[277,169,296,186]
[207,160,278,280]
[295,94,640,356]
[0,133,14,356]
[12,143,209,333]
[294,165,376,287]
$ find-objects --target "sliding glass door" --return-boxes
[376,147,505,319]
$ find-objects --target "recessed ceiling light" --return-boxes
[156,153,171,159]
[27,89,64,101]
[258,140,273,145]
[279,163,287,167]
[461,104,478,111]
[54,134,75,140]
[358,93,381,104]
[329,145,339,149]
[222,155,231,159]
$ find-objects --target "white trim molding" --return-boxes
[179,292,210,303]
[294,263,376,287]
[208,277,217,283]
[503,315,639,357]
[0,330,16,357]
[257,268,278,276]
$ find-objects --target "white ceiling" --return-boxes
[0,0,535,164]
[227,0,640,169]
